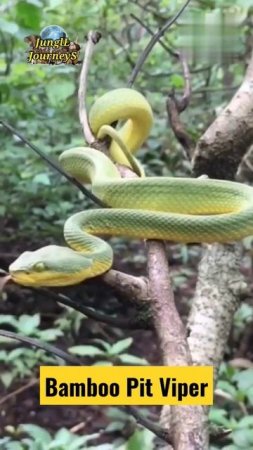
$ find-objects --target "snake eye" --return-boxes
[33,262,46,272]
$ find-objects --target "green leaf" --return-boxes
[68,433,101,449]
[87,445,112,450]
[33,173,51,186]
[217,380,237,398]
[170,74,185,89]
[26,0,43,6]
[109,337,133,355]
[233,369,253,391]
[39,328,63,341]
[49,428,72,446]
[1,371,16,388]
[47,0,65,8]
[92,361,113,366]
[105,421,125,432]
[237,416,253,428]
[0,315,18,328]
[17,314,40,335]
[232,428,253,447]
[87,444,113,450]
[0,205,6,217]
[15,1,41,30]
[120,429,155,450]
[68,345,104,356]
[20,424,52,444]
[0,351,7,361]
[246,386,253,406]
[209,408,231,428]
[90,338,112,352]
[0,439,11,446]
[46,80,76,106]
[8,348,27,361]
[221,446,238,450]
[4,442,24,450]
[0,19,19,35]
[119,354,148,365]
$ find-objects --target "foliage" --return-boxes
[69,337,149,365]
[0,424,109,450]
[0,422,155,449]
[210,365,253,449]
[0,313,62,387]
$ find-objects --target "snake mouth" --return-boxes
[8,265,39,286]
[9,268,86,287]
[9,270,48,287]
[9,268,30,276]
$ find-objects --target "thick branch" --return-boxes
[188,52,253,388]
[193,50,253,179]
[102,269,149,303]
[183,41,253,450]
[187,243,248,382]
[146,241,208,450]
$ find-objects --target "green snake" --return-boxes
[9,88,253,287]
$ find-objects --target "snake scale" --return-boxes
[9,88,253,287]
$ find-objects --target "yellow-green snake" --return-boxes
[9,88,253,287]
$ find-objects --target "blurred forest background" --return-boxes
[1,0,253,449]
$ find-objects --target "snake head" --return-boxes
[9,245,93,287]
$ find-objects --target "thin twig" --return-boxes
[0,120,107,208]
[177,53,191,112]
[78,31,101,144]
[129,0,168,20]
[166,53,193,159]
[0,274,11,292]
[0,330,81,365]
[36,288,150,329]
[69,421,87,433]
[0,378,38,406]
[128,0,192,87]
[123,406,171,444]
[109,32,135,68]
[130,13,177,58]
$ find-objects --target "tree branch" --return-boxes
[128,0,192,87]
[0,120,107,208]
[166,54,194,160]
[130,14,178,58]
[123,406,172,444]
[187,53,253,389]
[125,2,209,448]
[187,243,248,381]
[102,269,149,303]
[146,241,208,450]
[35,287,151,330]
[193,49,253,180]
[0,330,81,365]
[78,31,101,145]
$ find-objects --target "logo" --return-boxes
[25,25,81,65]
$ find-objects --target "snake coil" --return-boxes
[9,88,253,286]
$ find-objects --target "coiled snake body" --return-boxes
[9,88,253,286]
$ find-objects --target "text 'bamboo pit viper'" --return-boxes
[9,88,253,287]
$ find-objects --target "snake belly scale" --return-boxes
[9,88,253,287]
